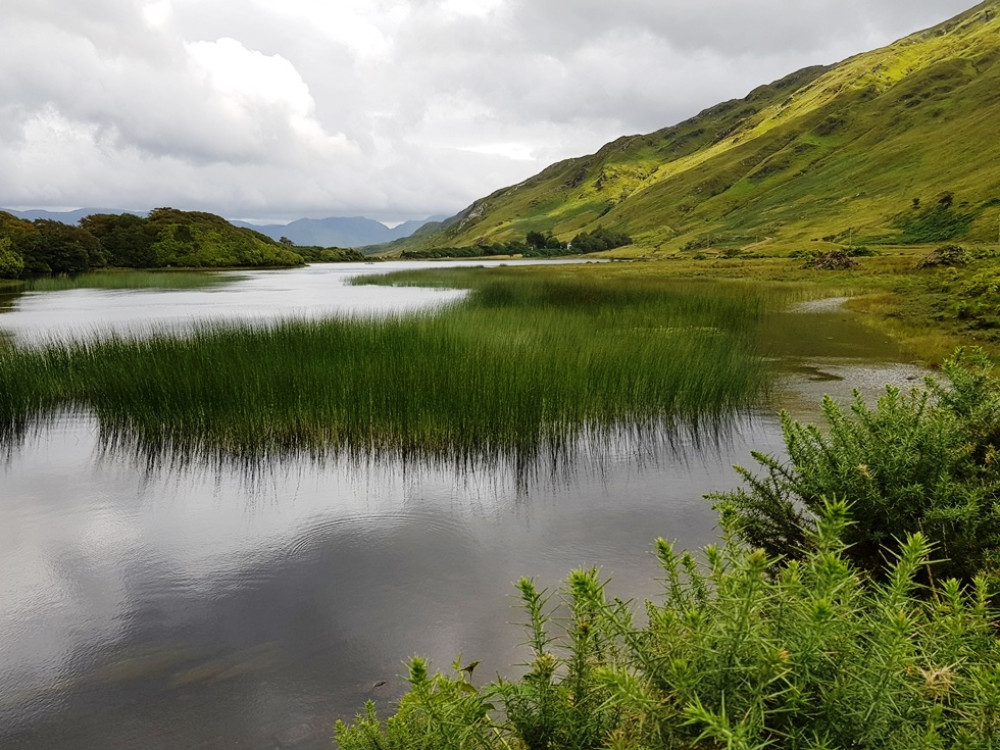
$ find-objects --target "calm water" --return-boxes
[0,265,925,749]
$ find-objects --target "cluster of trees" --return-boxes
[565,226,632,254]
[400,226,632,260]
[0,208,306,279]
[400,245,512,260]
[523,227,633,256]
[0,213,104,278]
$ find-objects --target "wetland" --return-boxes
[0,260,926,749]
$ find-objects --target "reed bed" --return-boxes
[23,269,243,291]
[0,267,777,465]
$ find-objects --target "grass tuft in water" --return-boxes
[0,267,776,464]
[23,269,244,292]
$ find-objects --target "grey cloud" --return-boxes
[510,0,971,56]
[0,0,979,220]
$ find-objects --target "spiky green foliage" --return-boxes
[335,501,1000,750]
[714,347,1000,583]
[394,2,1000,254]
[334,658,500,750]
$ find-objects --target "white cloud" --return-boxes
[142,0,173,29]
[440,0,505,18]
[458,143,536,161]
[186,38,311,111]
[0,0,978,221]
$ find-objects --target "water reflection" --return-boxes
[0,411,774,749]
[75,411,752,487]
[0,261,597,346]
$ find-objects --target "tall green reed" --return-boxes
[0,267,775,466]
[23,269,242,291]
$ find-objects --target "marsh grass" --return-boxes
[0,266,778,465]
[23,269,243,292]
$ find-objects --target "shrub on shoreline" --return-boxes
[336,501,1000,750]
[714,347,1000,584]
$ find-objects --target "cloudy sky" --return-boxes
[0,0,976,223]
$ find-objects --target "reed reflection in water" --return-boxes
[0,410,781,749]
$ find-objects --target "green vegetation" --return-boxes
[0,265,773,464]
[0,236,25,278]
[401,245,515,260]
[335,355,1000,750]
[563,226,633,255]
[385,1,1000,254]
[0,207,304,279]
[17,218,104,276]
[292,246,369,263]
[952,267,1000,329]
[336,505,1000,749]
[397,227,632,259]
[894,197,979,244]
[23,269,245,291]
[715,348,1000,583]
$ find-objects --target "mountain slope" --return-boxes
[403,1,1000,252]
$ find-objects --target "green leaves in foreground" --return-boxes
[335,501,1000,750]
[714,346,1000,584]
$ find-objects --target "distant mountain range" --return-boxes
[0,208,441,249]
[395,0,1000,253]
[230,216,445,248]
[2,207,140,225]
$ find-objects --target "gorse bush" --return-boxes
[714,347,1000,583]
[335,500,1000,750]
[951,270,1000,330]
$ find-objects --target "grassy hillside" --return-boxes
[0,207,303,278]
[399,1,1000,254]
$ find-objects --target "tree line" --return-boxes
[400,226,632,260]
[0,208,308,279]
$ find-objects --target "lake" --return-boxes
[0,263,925,749]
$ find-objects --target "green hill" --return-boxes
[0,207,303,278]
[399,1,1000,254]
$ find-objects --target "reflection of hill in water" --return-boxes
[760,300,931,422]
